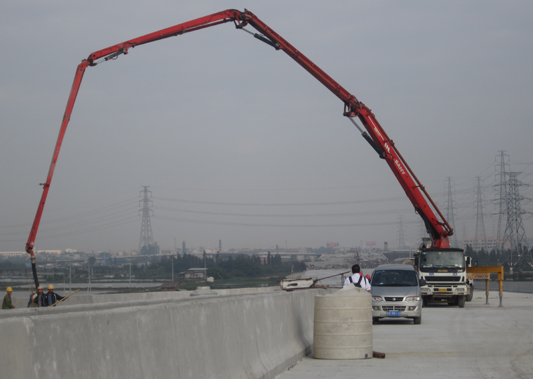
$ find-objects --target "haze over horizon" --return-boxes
[2,1,533,254]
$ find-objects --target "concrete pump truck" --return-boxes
[25,9,471,307]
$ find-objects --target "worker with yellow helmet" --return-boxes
[2,287,15,310]
[44,284,64,307]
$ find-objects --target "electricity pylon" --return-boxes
[139,186,155,254]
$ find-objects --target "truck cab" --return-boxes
[415,248,470,307]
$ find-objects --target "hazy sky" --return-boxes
[2,1,533,253]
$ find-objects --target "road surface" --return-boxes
[276,291,533,379]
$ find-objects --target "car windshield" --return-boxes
[371,270,418,287]
[419,251,464,269]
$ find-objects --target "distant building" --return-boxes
[463,237,498,252]
[178,268,207,280]
[0,251,27,257]
[141,242,160,255]
[36,250,62,255]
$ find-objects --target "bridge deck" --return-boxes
[277,291,533,379]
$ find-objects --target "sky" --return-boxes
[1,1,533,253]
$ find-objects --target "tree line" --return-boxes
[146,253,306,279]
[465,245,533,278]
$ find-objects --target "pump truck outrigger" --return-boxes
[25,9,468,301]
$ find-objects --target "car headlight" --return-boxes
[405,296,420,302]
[372,296,383,302]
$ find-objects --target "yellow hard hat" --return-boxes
[37,286,43,290]
[6,287,12,292]
[48,284,54,290]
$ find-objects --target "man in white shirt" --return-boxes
[343,264,371,291]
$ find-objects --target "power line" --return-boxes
[153,214,419,228]
[153,195,407,207]
[152,205,413,218]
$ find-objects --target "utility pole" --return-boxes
[69,263,72,293]
[171,257,174,283]
[203,250,207,282]
[129,258,132,284]
[88,264,91,293]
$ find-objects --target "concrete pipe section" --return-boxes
[314,285,372,359]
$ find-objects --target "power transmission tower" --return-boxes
[501,172,529,272]
[397,215,405,249]
[139,186,157,255]
[462,222,467,250]
[418,219,426,241]
[474,177,487,249]
[445,177,458,247]
[493,151,509,253]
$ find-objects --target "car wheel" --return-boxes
[372,317,380,324]
[413,316,422,325]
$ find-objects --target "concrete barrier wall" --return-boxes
[0,288,328,379]
[64,286,277,306]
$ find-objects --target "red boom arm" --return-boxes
[243,13,452,247]
[26,9,451,287]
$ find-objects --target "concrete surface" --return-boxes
[0,287,329,379]
[275,291,533,379]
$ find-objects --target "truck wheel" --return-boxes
[422,296,428,307]
[466,285,474,301]
[458,296,466,308]
[413,316,422,325]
